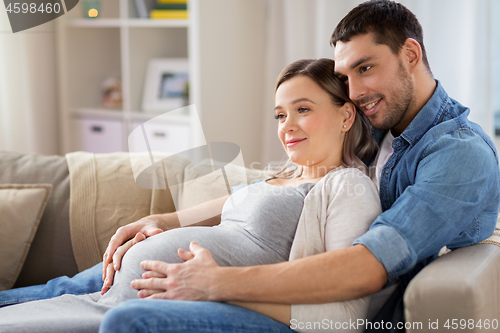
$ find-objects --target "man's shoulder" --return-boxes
[420,101,496,156]
[416,119,498,167]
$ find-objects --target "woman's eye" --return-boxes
[298,108,309,114]
[274,114,285,121]
[338,75,348,84]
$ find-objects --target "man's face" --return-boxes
[334,33,415,135]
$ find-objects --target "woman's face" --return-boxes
[274,75,350,170]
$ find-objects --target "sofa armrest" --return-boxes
[404,244,500,332]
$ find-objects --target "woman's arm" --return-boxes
[101,195,229,292]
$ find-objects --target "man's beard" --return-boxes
[370,62,415,132]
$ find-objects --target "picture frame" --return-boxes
[142,58,189,113]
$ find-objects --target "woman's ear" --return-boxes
[341,103,356,132]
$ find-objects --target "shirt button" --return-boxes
[385,170,389,174]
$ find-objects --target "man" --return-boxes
[97,0,500,331]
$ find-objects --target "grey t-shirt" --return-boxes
[99,180,316,306]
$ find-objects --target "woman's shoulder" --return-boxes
[323,166,372,183]
[320,166,378,197]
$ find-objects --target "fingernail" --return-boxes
[104,279,109,286]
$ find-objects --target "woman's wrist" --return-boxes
[156,212,181,231]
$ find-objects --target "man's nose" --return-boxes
[348,78,366,102]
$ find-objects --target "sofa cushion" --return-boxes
[0,184,52,290]
[0,151,78,287]
[178,159,269,211]
[66,152,184,271]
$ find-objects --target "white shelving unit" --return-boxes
[57,0,201,154]
[56,0,268,165]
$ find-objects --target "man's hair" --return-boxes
[331,0,432,74]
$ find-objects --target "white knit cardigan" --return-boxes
[289,167,382,333]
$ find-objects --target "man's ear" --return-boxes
[402,38,422,73]
[341,103,356,132]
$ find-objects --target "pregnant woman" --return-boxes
[0,58,381,333]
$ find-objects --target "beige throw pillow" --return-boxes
[0,184,52,290]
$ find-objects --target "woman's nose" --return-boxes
[282,116,298,132]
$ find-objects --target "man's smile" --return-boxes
[360,98,381,116]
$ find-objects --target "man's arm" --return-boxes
[132,172,387,304]
[133,247,292,324]
[356,132,500,284]
[212,244,387,303]
[132,242,387,304]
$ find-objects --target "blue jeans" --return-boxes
[100,299,296,333]
[0,262,103,307]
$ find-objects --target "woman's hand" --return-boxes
[101,214,176,293]
[101,232,147,294]
[131,241,221,301]
[101,196,228,295]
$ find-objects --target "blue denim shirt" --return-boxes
[354,81,500,285]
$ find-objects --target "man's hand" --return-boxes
[101,214,174,294]
[131,241,220,300]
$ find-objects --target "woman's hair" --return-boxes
[272,58,377,178]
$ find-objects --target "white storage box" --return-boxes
[130,121,191,154]
[72,118,124,153]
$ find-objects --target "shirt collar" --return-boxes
[399,80,448,146]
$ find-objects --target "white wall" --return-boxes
[402,0,493,138]
[0,10,59,155]
[197,0,267,167]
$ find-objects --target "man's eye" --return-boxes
[360,66,371,73]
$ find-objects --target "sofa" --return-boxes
[1,150,499,332]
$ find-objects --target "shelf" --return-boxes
[71,108,191,124]
[129,112,191,124]
[68,19,123,28]
[72,108,123,119]
[57,0,197,154]
[68,18,190,28]
[127,19,190,28]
